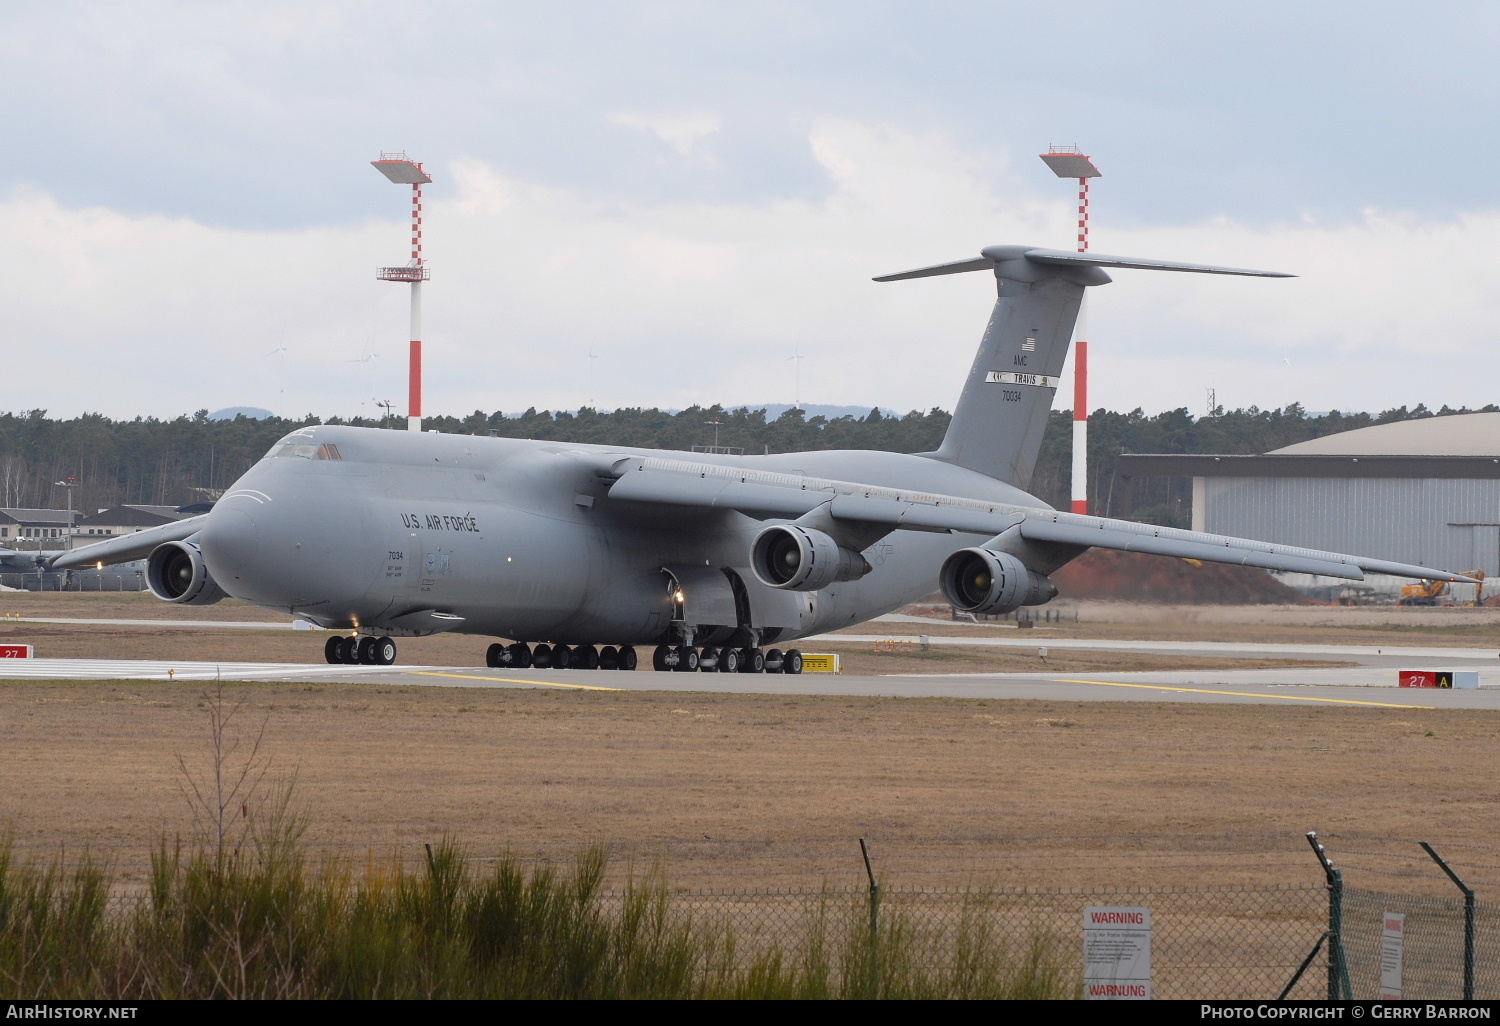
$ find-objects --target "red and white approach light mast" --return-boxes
[1039,145,1101,515]
[372,152,433,432]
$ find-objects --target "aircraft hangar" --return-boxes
[1117,412,1500,580]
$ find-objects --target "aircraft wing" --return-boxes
[48,515,206,571]
[605,456,1475,583]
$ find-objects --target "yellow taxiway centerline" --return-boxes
[1050,678,1433,709]
[409,671,622,692]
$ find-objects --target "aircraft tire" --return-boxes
[339,636,360,664]
[532,643,552,669]
[509,642,533,668]
[764,648,784,674]
[552,644,572,670]
[719,647,740,673]
[784,649,803,674]
[652,644,671,671]
[740,648,764,674]
[675,645,699,672]
[357,637,379,664]
[486,643,505,668]
[324,636,344,664]
[598,645,618,670]
[617,646,637,671]
[575,645,599,670]
[374,637,397,665]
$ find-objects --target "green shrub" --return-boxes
[0,834,1074,1000]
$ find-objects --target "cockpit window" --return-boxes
[264,442,343,460]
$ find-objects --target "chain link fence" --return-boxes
[655,881,1500,999]
[1339,888,1500,1000]
[0,571,145,591]
[650,885,1331,999]
[52,835,1500,999]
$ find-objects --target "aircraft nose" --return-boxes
[198,477,374,611]
[200,507,260,570]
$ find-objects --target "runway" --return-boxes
[3,610,1497,707]
[2,656,1497,708]
[827,633,1500,667]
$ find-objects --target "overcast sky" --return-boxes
[2,1,1498,421]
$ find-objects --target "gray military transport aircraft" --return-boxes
[52,244,1474,673]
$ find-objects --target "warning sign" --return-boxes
[1083,906,1150,1000]
[1379,912,1405,1000]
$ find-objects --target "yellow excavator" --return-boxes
[1398,570,1485,606]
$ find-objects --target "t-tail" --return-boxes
[874,245,1293,489]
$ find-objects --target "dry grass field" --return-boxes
[3,592,1497,898]
[0,592,287,622]
[3,678,1498,896]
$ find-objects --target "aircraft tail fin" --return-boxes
[874,245,1291,489]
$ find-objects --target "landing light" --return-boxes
[674,590,685,602]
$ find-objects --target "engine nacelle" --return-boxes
[146,541,226,605]
[940,548,1056,614]
[750,525,872,592]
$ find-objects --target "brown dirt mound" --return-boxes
[1050,548,1302,605]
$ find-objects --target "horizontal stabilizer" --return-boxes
[1024,248,1295,277]
[874,245,1293,282]
[872,257,997,282]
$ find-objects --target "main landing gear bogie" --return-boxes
[492,642,638,671]
[648,644,800,675]
[324,634,397,666]
[480,640,800,675]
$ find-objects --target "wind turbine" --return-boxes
[349,352,381,413]
[264,346,288,406]
[788,351,805,413]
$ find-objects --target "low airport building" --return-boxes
[1117,412,1500,584]
[75,504,194,542]
[1,504,197,551]
[0,508,77,545]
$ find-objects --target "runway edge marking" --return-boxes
[1050,678,1434,709]
[409,671,622,692]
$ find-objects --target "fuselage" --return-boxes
[196,424,1048,647]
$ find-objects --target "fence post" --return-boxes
[1420,841,1475,1001]
[1307,832,1353,1000]
[859,837,879,998]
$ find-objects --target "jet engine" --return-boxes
[750,525,871,592]
[146,540,226,605]
[940,548,1056,614]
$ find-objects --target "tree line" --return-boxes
[0,401,1489,524]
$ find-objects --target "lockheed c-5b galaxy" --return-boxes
[54,244,1475,673]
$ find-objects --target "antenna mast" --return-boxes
[372,151,433,432]
[1039,145,1102,515]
